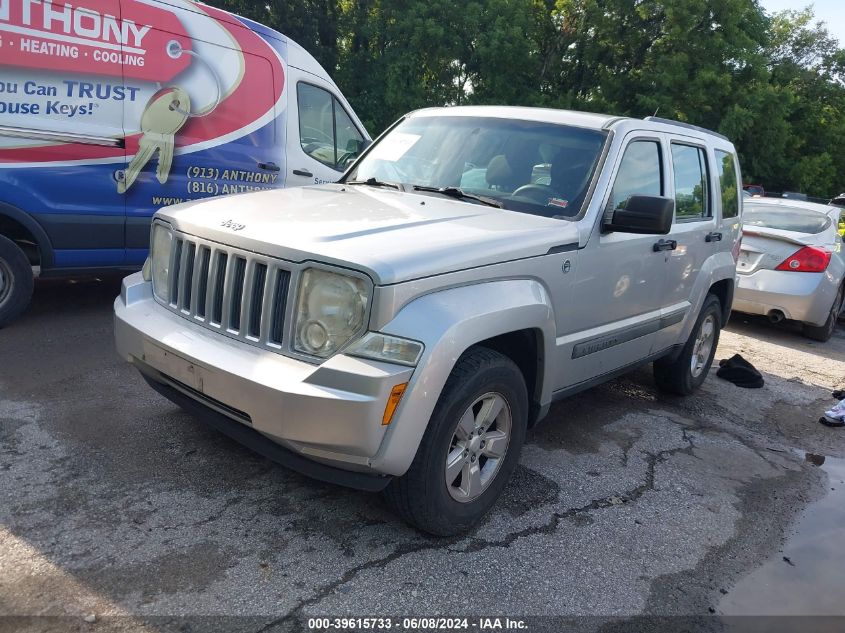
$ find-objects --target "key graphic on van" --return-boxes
[118,87,191,194]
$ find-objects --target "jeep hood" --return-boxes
[157,184,576,284]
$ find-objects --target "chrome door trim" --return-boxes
[0,125,124,148]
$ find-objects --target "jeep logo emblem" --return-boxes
[220,219,246,231]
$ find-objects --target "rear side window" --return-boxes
[608,140,662,211]
[671,144,710,220]
[716,150,740,219]
[298,83,365,171]
[744,206,831,234]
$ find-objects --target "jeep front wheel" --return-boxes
[0,234,34,328]
[653,293,722,395]
[384,347,528,536]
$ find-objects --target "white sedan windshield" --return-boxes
[346,115,608,219]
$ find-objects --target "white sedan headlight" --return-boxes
[293,268,370,358]
[150,223,173,302]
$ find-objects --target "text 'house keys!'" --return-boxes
[118,87,190,194]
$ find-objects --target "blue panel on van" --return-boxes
[53,249,126,267]
[125,249,149,265]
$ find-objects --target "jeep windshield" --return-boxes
[344,115,608,219]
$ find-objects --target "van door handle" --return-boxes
[292,169,313,177]
[653,239,677,252]
[258,161,280,172]
[705,231,722,242]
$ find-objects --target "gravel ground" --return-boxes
[1,277,844,632]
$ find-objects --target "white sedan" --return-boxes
[733,198,845,341]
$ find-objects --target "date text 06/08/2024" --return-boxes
[306,617,529,631]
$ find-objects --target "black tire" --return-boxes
[803,284,844,342]
[654,294,722,396]
[383,346,528,536]
[0,234,34,328]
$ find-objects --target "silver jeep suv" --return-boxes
[114,106,742,535]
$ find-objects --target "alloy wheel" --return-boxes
[0,259,11,307]
[445,392,512,503]
[691,314,716,378]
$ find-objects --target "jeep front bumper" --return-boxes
[114,273,414,487]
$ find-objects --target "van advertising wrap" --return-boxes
[0,0,192,80]
[0,0,288,267]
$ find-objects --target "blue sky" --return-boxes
[759,0,845,45]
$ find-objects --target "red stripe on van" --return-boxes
[0,0,192,82]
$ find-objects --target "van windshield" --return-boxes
[744,205,831,234]
[345,115,608,219]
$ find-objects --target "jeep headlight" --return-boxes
[150,223,173,302]
[293,268,370,358]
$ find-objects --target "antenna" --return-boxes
[653,107,660,117]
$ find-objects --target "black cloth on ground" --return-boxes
[716,354,764,389]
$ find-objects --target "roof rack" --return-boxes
[643,116,729,142]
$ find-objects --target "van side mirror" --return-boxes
[604,195,674,235]
[346,138,373,154]
[339,139,372,170]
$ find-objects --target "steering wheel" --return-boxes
[301,125,334,145]
[511,183,557,205]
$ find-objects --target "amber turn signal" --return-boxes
[382,382,408,426]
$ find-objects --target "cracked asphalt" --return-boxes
[2,277,845,632]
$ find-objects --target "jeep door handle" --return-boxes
[292,168,313,177]
[258,161,280,172]
[653,239,677,252]
[705,231,723,242]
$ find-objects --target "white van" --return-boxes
[0,0,370,326]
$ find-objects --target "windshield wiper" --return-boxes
[412,185,503,209]
[345,177,403,190]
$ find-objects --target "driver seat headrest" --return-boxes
[485,155,514,188]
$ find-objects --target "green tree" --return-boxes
[204,0,340,72]
[204,0,845,197]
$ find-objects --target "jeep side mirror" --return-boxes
[604,195,674,235]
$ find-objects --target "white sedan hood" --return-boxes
[157,184,575,284]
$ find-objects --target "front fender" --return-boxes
[368,279,556,476]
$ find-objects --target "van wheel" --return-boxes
[0,234,34,328]
[803,284,843,342]
[654,294,722,396]
[383,347,528,536]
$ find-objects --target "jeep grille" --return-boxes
[161,233,293,350]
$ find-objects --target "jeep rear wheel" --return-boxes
[0,234,34,328]
[653,294,722,395]
[383,347,528,536]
